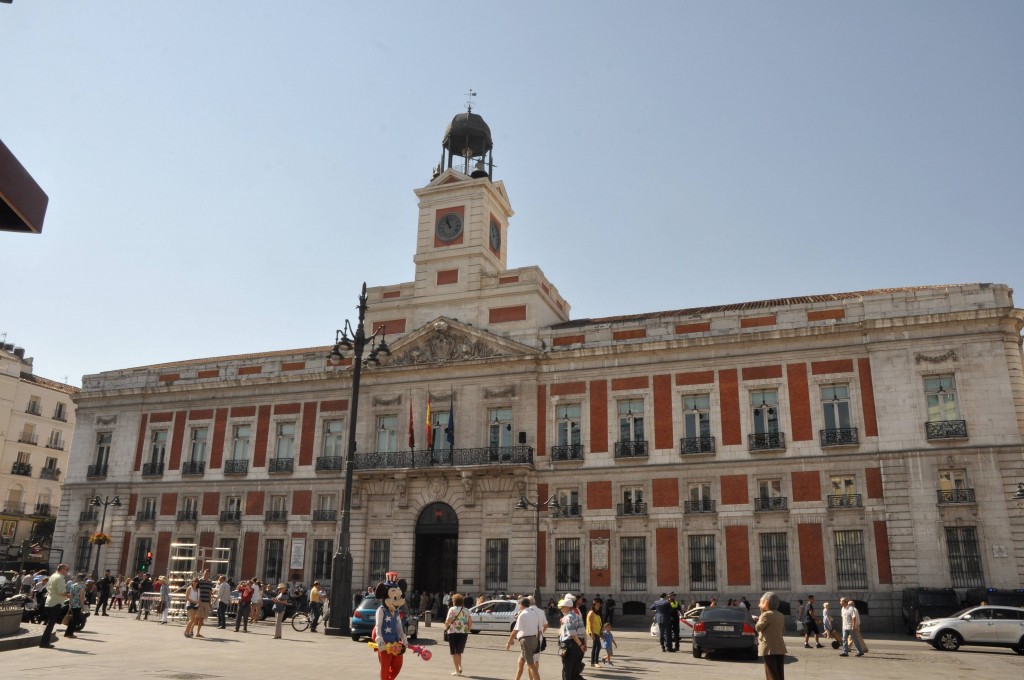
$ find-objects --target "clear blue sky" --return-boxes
[2,1,1022,386]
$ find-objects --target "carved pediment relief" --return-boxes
[383,318,535,368]
[914,350,958,364]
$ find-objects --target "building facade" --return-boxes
[54,111,1024,629]
[1,343,77,559]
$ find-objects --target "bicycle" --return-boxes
[291,600,329,632]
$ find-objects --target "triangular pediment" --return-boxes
[427,167,470,187]
[382,317,538,368]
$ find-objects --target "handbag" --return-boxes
[539,636,547,652]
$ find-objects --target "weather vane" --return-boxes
[465,88,476,113]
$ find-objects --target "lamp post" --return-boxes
[515,495,558,604]
[90,494,121,578]
[324,282,390,637]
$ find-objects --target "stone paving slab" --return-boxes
[2,610,1021,680]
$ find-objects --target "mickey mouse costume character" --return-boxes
[373,571,409,680]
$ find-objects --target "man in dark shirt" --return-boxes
[651,593,674,652]
[95,570,113,615]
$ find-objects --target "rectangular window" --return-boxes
[43,456,58,471]
[688,534,716,591]
[275,422,296,459]
[759,533,789,590]
[377,415,398,452]
[150,430,167,465]
[945,526,984,588]
[485,538,509,591]
[16,451,29,465]
[219,538,238,579]
[938,469,968,490]
[555,538,581,592]
[231,424,251,460]
[26,397,41,416]
[620,536,647,591]
[190,427,208,462]
[834,530,868,589]
[313,539,334,582]
[556,404,582,447]
[618,399,645,442]
[264,539,284,583]
[323,419,344,457]
[682,394,712,438]
[488,407,513,448]
[47,430,62,448]
[830,475,857,497]
[925,375,960,422]
[751,390,780,434]
[622,485,645,514]
[555,488,579,516]
[270,495,287,512]
[226,496,243,513]
[95,432,112,466]
[54,402,67,421]
[317,494,336,511]
[369,539,391,584]
[142,497,157,514]
[76,536,93,573]
[758,479,783,498]
[821,385,851,430]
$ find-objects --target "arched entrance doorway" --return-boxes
[414,502,458,595]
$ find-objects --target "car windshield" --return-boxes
[700,608,748,622]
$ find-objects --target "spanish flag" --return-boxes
[425,398,433,450]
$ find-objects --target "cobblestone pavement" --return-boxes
[3,610,1022,679]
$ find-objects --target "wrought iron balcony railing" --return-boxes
[79,510,98,522]
[45,440,65,451]
[181,460,205,475]
[3,501,25,514]
[684,499,717,514]
[614,441,648,458]
[926,420,968,440]
[176,509,198,522]
[550,444,585,462]
[25,403,41,416]
[754,496,789,511]
[52,412,67,422]
[11,462,31,476]
[315,456,344,471]
[552,503,582,519]
[224,459,249,474]
[352,446,534,471]
[616,502,648,517]
[87,463,108,478]
[268,457,294,473]
[18,432,38,445]
[748,432,786,451]
[142,462,164,477]
[827,494,863,509]
[820,427,859,447]
[265,510,288,522]
[32,504,53,516]
[312,509,337,521]
[680,436,715,455]
[137,509,157,521]
[219,510,242,522]
[937,488,976,504]
[40,467,61,481]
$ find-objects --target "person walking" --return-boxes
[159,576,171,624]
[249,579,262,625]
[586,598,603,667]
[308,580,322,632]
[821,601,838,647]
[557,597,586,680]
[184,577,201,638]
[600,623,617,665]
[195,569,213,637]
[839,597,865,657]
[113,576,125,610]
[650,593,673,652]
[668,593,682,651]
[214,575,231,629]
[801,594,824,648]
[38,564,69,649]
[272,583,289,639]
[234,580,252,632]
[755,591,788,680]
[95,569,113,615]
[446,593,473,676]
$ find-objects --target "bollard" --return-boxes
[424,610,431,627]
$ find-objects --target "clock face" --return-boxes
[489,220,502,251]
[436,212,463,241]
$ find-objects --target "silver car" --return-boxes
[916,605,1024,654]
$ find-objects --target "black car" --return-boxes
[692,607,758,660]
[902,588,961,635]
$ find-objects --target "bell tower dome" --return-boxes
[437,93,494,180]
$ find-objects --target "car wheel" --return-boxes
[748,647,759,661]
[692,644,702,658]
[936,630,961,651]
[1013,637,1024,655]
[258,609,267,621]
[351,634,361,641]
[470,630,479,634]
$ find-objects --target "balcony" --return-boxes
[219,510,242,523]
[39,467,60,481]
[613,441,648,459]
[87,463,108,478]
[827,494,863,509]
[265,510,288,522]
[11,461,31,477]
[680,436,715,455]
[820,427,859,447]
[754,496,789,512]
[137,509,157,521]
[315,456,343,471]
[45,440,64,451]
[176,509,198,522]
[52,412,67,422]
[79,509,98,522]
[2,501,25,514]
[684,499,717,514]
[926,420,968,440]
[550,444,585,462]
[142,462,164,477]
[552,503,582,519]
[32,504,53,517]
[748,432,786,451]
[937,488,976,504]
[219,459,247,474]
[312,509,337,522]
[352,446,534,471]
[25,403,41,416]
[616,502,648,517]
[268,457,294,473]
[181,461,205,475]
[17,432,38,445]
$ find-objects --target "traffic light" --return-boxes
[141,551,153,572]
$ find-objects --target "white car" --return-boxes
[916,605,1024,654]
[468,599,519,632]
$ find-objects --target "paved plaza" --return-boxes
[3,610,1022,680]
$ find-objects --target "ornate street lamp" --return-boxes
[515,495,559,604]
[324,282,390,636]
[89,494,121,578]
